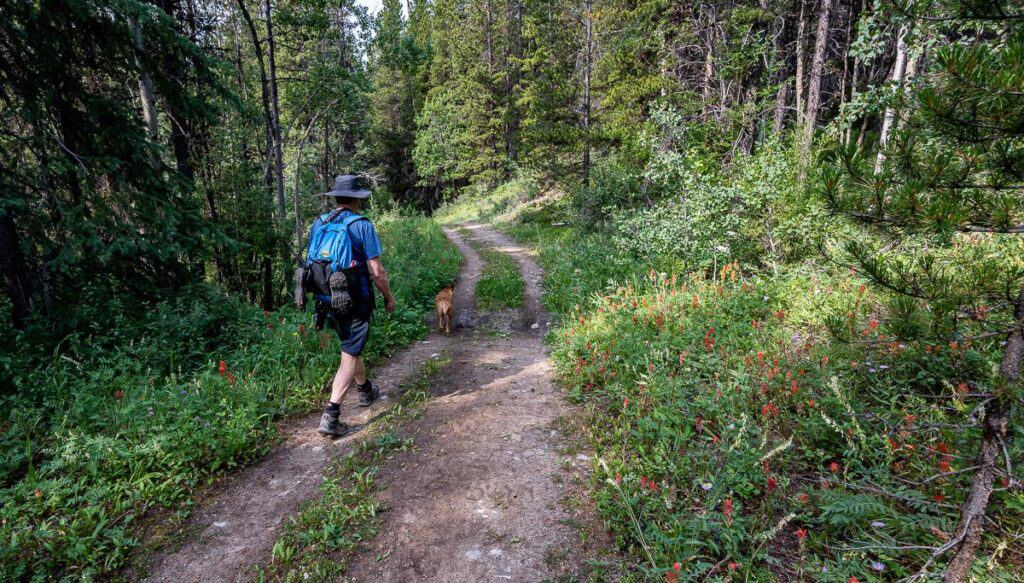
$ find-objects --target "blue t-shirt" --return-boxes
[309,209,382,311]
[339,209,381,311]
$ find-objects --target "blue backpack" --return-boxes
[296,209,368,315]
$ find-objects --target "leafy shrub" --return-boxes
[0,215,460,579]
[551,266,1021,580]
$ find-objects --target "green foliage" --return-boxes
[546,260,1021,579]
[0,217,459,579]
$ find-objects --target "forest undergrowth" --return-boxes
[0,216,459,580]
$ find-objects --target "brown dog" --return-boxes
[435,286,453,335]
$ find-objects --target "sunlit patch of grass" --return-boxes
[457,228,524,312]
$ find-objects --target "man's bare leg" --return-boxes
[329,352,360,405]
[354,356,367,386]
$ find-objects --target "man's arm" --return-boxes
[367,257,395,313]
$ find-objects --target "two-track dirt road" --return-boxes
[144,223,609,582]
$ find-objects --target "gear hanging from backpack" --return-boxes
[295,209,369,317]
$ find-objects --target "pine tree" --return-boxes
[822,2,1024,579]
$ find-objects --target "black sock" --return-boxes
[357,380,371,391]
[325,401,340,413]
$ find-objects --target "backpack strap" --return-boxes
[340,213,366,228]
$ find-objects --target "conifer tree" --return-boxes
[822,2,1023,579]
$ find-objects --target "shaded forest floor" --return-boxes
[141,223,616,581]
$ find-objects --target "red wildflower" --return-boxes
[665,573,678,583]
[727,562,740,570]
[623,397,630,409]
[263,310,269,317]
[829,462,840,473]
[615,474,622,485]
[218,360,227,376]
[766,476,777,492]
[723,498,733,524]
[868,318,879,330]
[934,494,945,502]
[798,493,810,503]
[673,562,681,572]
[939,460,951,473]
[640,476,648,487]
[774,309,786,320]
[298,324,306,334]
[113,390,124,401]
[794,528,807,541]
[849,578,860,583]
[228,371,236,385]
[692,294,700,308]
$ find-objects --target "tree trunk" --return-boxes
[236,0,275,189]
[802,0,831,154]
[943,289,1023,582]
[874,21,909,174]
[264,0,286,222]
[773,82,789,135]
[128,15,159,166]
[582,0,593,188]
[0,210,33,330]
[701,5,717,119]
[795,0,807,126]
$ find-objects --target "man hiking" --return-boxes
[298,174,396,438]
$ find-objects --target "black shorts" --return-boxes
[322,304,372,356]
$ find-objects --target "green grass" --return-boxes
[0,215,461,580]
[458,228,524,312]
[259,354,450,582]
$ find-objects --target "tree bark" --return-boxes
[701,5,717,119]
[0,210,33,330]
[236,0,275,190]
[802,0,831,152]
[264,0,286,222]
[943,289,1023,582]
[582,0,593,188]
[128,15,159,166]
[874,21,909,174]
[795,0,807,126]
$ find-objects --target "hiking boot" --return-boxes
[357,381,379,407]
[316,411,349,438]
[328,271,352,312]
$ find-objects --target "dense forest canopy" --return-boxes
[4,0,1014,328]
[1,0,1023,580]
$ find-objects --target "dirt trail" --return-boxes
[346,225,603,582]
[143,232,484,582]
[143,223,607,582]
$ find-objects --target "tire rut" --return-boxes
[344,224,604,582]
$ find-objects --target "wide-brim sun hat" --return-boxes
[319,174,372,198]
